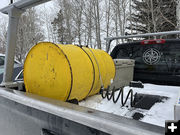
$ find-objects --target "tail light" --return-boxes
[141,39,166,45]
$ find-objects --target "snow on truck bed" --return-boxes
[79,84,180,127]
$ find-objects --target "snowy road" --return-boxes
[79,84,180,127]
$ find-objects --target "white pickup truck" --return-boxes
[0,0,176,135]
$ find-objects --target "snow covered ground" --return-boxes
[79,83,180,127]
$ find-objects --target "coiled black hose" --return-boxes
[100,86,134,107]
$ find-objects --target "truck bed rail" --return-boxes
[0,88,164,135]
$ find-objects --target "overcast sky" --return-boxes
[0,0,21,9]
[0,0,10,20]
[0,0,54,17]
[0,0,58,40]
[0,0,35,9]
[0,0,9,9]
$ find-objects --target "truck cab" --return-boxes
[111,39,180,85]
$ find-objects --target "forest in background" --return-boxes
[0,0,178,62]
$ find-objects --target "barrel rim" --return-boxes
[24,42,73,101]
[55,43,74,101]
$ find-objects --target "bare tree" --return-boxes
[83,1,94,48]
[16,8,45,62]
[0,18,7,54]
[92,0,102,49]
[72,0,84,45]
[128,0,177,38]
[41,4,57,42]
[150,0,156,33]
[62,0,74,44]
[105,0,111,51]
[54,0,76,44]
[112,0,129,42]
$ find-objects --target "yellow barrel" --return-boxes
[24,42,115,101]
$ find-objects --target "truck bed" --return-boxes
[80,84,180,127]
[0,87,164,135]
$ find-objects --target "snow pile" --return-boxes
[79,84,180,127]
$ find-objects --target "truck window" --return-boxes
[113,42,180,74]
[0,56,5,66]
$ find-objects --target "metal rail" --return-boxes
[105,31,180,53]
[0,0,50,14]
[0,0,51,85]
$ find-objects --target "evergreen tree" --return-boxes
[128,0,177,37]
[51,9,66,44]
[51,0,75,44]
